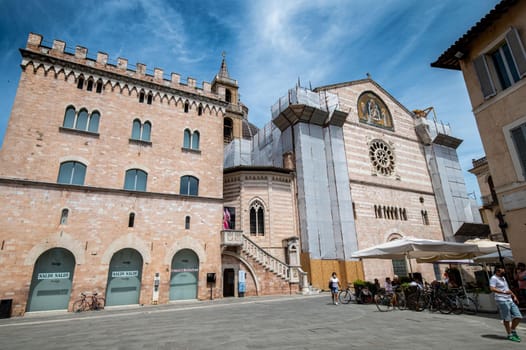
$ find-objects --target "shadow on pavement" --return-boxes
[480,334,509,341]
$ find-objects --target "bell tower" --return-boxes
[211,53,247,144]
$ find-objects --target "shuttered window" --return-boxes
[473,27,526,99]
[506,27,526,78]
[473,55,496,99]
[510,123,526,178]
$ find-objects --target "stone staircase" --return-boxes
[221,230,308,289]
[241,234,294,281]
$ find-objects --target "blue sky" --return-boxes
[0,0,501,200]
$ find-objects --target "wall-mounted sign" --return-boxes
[171,268,199,273]
[112,270,139,278]
[37,272,70,280]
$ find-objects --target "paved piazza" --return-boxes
[0,294,524,349]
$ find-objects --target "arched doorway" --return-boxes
[169,249,199,300]
[26,248,75,312]
[105,248,143,306]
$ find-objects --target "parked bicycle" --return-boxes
[406,283,453,314]
[448,288,479,315]
[338,284,356,304]
[374,287,407,312]
[338,283,373,304]
[72,292,105,312]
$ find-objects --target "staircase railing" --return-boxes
[241,234,300,283]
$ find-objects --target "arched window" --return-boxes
[198,105,203,116]
[124,169,147,191]
[62,107,100,133]
[131,119,142,139]
[63,106,76,128]
[421,210,429,225]
[139,91,145,103]
[60,208,69,225]
[249,200,265,236]
[185,216,191,229]
[86,79,94,91]
[57,161,86,185]
[77,76,84,89]
[76,109,89,130]
[88,111,100,133]
[183,129,200,150]
[142,121,151,141]
[184,101,189,113]
[128,212,135,228]
[131,120,151,142]
[180,175,198,196]
[225,89,232,103]
[183,129,191,148]
[147,93,153,105]
[224,117,233,143]
[96,80,103,93]
[192,131,200,150]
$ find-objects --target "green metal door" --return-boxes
[105,248,143,306]
[169,249,198,300]
[26,248,75,312]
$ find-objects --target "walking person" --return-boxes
[489,266,522,342]
[329,272,340,305]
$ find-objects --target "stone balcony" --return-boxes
[221,230,243,246]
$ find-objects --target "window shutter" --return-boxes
[506,27,526,78]
[473,55,496,99]
[511,124,526,178]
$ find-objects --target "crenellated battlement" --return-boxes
[23,33,217,101]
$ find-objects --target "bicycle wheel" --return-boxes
[359,289,373,304]
[450,296,463,315]
[97,297,105,310]
[459,296,478,315]
[338,290,353,304]
[93,297,105,310]
[395,292,407,310]
[72,300,87,313]
[437,296,453,314]
[407,293,425,312]
[375,293,393,312]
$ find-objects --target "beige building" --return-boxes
[469,156,507,242]
[0,33,300,316]
[432,0,526,263]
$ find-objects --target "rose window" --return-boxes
[369,139,395,176]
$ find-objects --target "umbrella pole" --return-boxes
[497,245,505,267]
[406,253,414,276]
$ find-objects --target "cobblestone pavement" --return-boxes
[0,293,524,350]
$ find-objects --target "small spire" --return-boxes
[218,51,229,78]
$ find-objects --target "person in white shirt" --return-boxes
[329,272,340,305]
[384,277,393,294]
[489,267,522,342]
